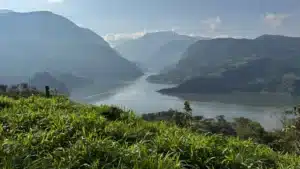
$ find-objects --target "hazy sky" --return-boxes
[1,0,300,42]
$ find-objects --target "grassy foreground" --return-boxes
[0,96,300,169]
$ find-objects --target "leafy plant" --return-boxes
[0,96,300,168]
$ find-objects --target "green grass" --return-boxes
[0,96,300,169]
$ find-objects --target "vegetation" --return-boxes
[158,57,300,96]
[143,102,300,155]
[148,35,300,92]
[0,83,66,99]
[0,83,43,99]
[1,95,300,168]
[30,72,70,96]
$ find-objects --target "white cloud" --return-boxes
[201,16,222,32]
[104,27,180,42]
[263,13,289,28]
[47,0,64,3]
[103,25,248,46]
[103,31,146,42]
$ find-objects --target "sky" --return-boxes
[1,0,300,43]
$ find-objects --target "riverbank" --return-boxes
[70,74,288,130]
[159,91,299,108]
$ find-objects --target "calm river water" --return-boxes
[72,75,291,130]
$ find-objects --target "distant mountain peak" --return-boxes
[0,10,111,47]
[255,34,293,40]
[0,10,143,82]
[148,34,300,85]
[0,10,56,16]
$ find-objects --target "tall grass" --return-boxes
[0,96,300,168]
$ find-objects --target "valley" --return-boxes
[71,74,287,130]
[1,5,300,168]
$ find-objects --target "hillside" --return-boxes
[0,95,300,168]
[148,35,300,84]
[29,72,70,95]
[146,39,199,72]
[0,11,143,83]
[158,57,300,97]
[115,31,204,71]
[51,72,94,90]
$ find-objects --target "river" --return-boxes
[71,75,290,130]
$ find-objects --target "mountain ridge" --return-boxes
[115,31,207,71]
[148,34,300,84]
[154,35,300,98]
[0,10,143,84]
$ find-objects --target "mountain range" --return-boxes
[115,31,207,72]
[150,35,300,96]
[0,11,143,85]
[148,35,300,83]
[144,39,199,71]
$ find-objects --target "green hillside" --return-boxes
[1,96,300,168]
[148,35,300,85]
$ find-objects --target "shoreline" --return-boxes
[159,92,299,108]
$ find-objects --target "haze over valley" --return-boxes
[2,1,300,167]
[0,5,300,130]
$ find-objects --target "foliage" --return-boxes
[0,83,65,99]
[182,101,192,127]
[143,103,193,128]
[158,59,300,96]
[269,105,300,154]
[184,101,192,113]
[0,96,299,168]
[149,35,300,86]
[143,103,300,156]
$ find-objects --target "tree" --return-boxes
[0,85,8,92]
[45,86,50,98]
[184,101,192,115]
[20,83,29,90]
[183,101,193,127]
[274,104,300,154]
